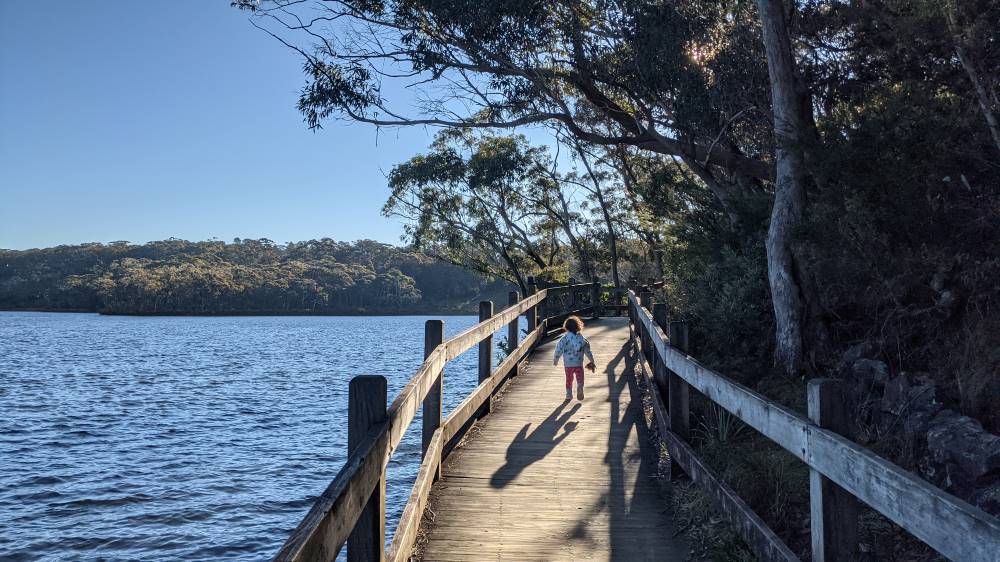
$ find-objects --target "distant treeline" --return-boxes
[0,239,511,315]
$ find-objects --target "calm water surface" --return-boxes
[0,311,515,560]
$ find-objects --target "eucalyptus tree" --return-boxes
[233,0,826,372]
[239,0,1000,376]
[385,132,559,294]
[234,0,773,181]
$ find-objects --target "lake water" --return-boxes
[0,311,519,561]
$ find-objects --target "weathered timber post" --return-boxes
[478,301,494,416]
[526,277,538,333]
[639,291,653,364]
[627,290,635,329]
[668,321,690,480]
[568,277,578,312]
[507,291,520,377]
[537,279,548,329]
[652,303,669,400]
[347,375,387,562]
[808,379,859,562]
[422,320,444,480]
[591,276,601,319]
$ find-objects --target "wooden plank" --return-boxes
[419,318,691,562]
[277,291,550,561]
[386,428,444,562]
[543,282,593,295]
[441,324,543,445]
[441,291,545,361]
[632,326,799,562]
[628,293,1000,561]
[384,346,445,456]
[667,320,690,480]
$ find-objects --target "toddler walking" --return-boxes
[553,316,596,400]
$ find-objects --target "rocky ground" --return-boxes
[841,346,1000,517]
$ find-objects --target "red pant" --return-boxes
[564,366,584,389]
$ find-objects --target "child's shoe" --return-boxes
[565,388,573,400]
[577,386,585,400]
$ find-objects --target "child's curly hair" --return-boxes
[563,315,584,334]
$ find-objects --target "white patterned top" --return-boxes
[553,332,595,368]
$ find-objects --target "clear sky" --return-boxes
[0,1,444,250]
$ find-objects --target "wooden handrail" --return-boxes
[440,291,545,361]
[275,284,573,562]
[627,292,1000,561]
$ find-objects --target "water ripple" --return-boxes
[0,311,509,560]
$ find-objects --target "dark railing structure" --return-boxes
[627,290,1000,562]
[273,277,603,562]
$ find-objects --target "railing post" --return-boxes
[591,276,601,319]
[537,280,548,328]
[478,300,494,416]
[668,321,690,480]
[639,291,653,363]
[652,303,668,399]
[627,290,635,328]
[347,375,387,562]
[422,320,444,480]
[568,277,578,311]
[808,379,859,562]
[526,277,538,332]
[507,291,520,377]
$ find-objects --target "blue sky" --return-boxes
[0,1,451,250]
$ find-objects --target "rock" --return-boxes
[842,342,877,367]
[971,482,1000,517]
[851,358,890,388]
[909,371,934,386]
[923,410,1000,496]
[902,384,941,433]
[882,375,910,416]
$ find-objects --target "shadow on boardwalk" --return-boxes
[490,401,581,487]
[420,318,688,561]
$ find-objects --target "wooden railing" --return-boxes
[627,290,1000,562]
[273,278,597,562]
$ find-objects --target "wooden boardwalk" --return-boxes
[276,282,1000,562]
[418,318,689,561]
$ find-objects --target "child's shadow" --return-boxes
[489,401,581,488]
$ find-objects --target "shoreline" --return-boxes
[0,307,485,317]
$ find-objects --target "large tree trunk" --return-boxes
[758,0,811,376]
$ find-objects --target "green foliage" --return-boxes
[0,239,509,315]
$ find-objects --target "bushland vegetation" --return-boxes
[0,239,510,315]
[238,0,999,558]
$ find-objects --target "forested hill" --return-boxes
[0,239,511,315]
